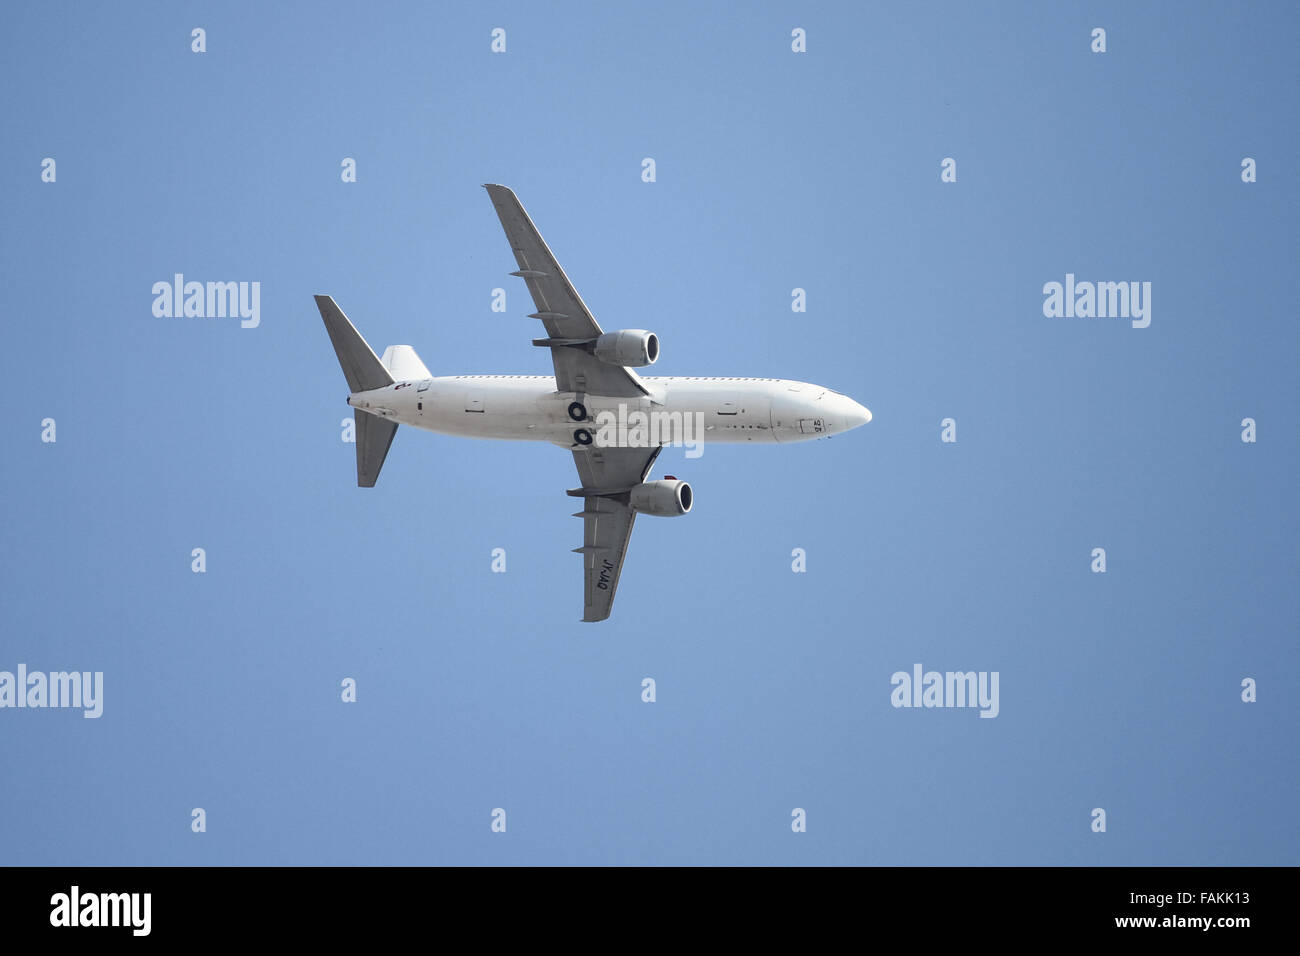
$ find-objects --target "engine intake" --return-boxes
[594,329,659,367]
[629,479,692,517]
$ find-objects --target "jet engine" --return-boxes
[594,330,659,367]
[629,478,692,516]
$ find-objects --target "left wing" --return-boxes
[568,445,663,622]
[484,184,649,399]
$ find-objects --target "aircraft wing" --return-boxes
[569,445,663,622]
[484,184,649,399]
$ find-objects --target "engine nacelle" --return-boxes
[629,479,692,517]
[594,329,659,367]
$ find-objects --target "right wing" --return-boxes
[484,184,649,399]
[569,445,663,622]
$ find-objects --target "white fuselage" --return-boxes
[347,375,872,447]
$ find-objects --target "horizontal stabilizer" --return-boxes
[355,410,397,488]
[315,295,393,393]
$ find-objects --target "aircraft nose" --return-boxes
[827,393,871,431]
[846,400,872,429]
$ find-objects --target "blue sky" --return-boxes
[2,1,1296,865]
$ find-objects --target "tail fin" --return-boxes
[315,295,398,488]
[379,345,432,381]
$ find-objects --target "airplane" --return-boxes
[317,184,872,622]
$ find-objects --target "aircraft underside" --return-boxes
[318,184,871,620]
